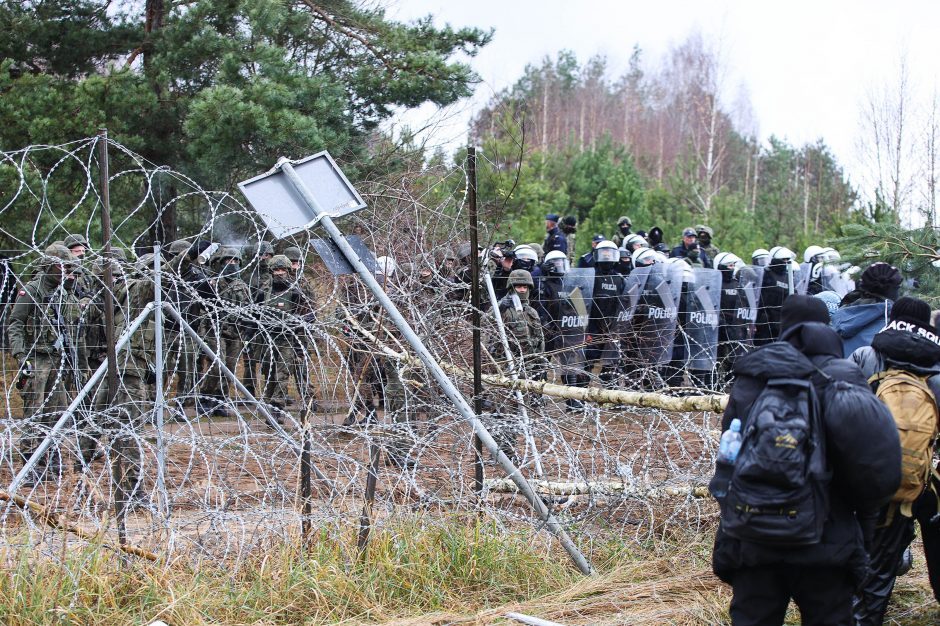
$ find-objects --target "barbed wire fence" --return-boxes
[0,136,730,577]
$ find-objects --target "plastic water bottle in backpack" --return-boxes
[718,418,743,464]
[710,418,742,500]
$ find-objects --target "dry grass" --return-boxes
[0,513,937,625]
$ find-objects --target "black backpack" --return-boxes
[718,374,832,546]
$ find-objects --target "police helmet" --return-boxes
[751,248,770,267]
[667,256,696,281]
[542,250,569,276]
[632,248,666,268]
[623,234,648,252]
[820,247,841,263]
[513,245,538,264]
[594,240,619,264]
[803,245,825,264]
[769,246,796,262]
[713,252,743,271]
[513,245,538,271]
[269,255,291,272]
[507,269,534,289]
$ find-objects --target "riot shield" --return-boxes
[737,265,764,341]
[633,262,683,365]
[820,265,852,297]
[616,267,647,334]
[797,262,812,295]
[687,268,722,372]
[558,268,594,361]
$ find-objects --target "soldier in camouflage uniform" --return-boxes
[8,244,88,484]
[162,239,212,406]
[198,246,251,417]
[82,254,159,511]
[284,245,318,410]
[241,241,274,396]
[259,255,302,413]
[63,234,93,298]
[483,269,545,462]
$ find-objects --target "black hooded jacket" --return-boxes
[712,321,901,584]
[851,326,940,399]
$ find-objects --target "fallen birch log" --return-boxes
[483,478,711,499]
[0,491,160,561]
[343,312,728,413]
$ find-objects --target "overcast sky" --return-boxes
[388,0,940,186]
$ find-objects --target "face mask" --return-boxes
[63,277,76,291]
[272,276,289,289]
[221,263,239,278]
[259,257,270,270]
[620,225,630,235]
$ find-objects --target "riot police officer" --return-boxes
[713,252,751,383]
[754,246,797,345]
[584,241,624,387]
[535,250,587,410]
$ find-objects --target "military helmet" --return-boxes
[527,242,545,262]
[110,247,127,261]
[92,257,123,277]
[696,225,714,238]
[63,234,89,249]
[283,246,303,262]
[169,239,190,255]
[594,240,619,264]
[269,254,291,271]
[258,241,274,256]
[42,244,78,272]
[213,246,241,264]
[714,252,743,271]
[617,216,632,226]
[507,269,534,289]
[135,252,155,273]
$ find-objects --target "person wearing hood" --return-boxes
[831,262,902,358]
[611,216,632,248]
[647,226,669,253]
[850,297,940,625]
[711,295,901,626]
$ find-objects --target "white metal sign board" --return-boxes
[237,152,367,238]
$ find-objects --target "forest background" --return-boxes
[2,0,940,296]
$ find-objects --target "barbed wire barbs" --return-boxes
[0,136,733,577]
